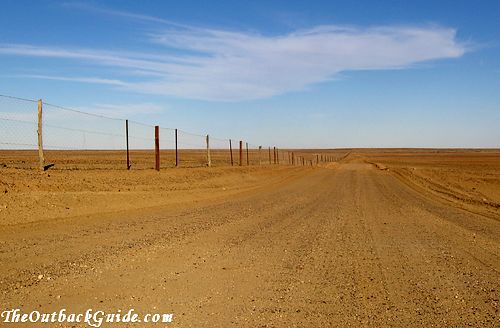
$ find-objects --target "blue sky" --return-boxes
[1,0,499,148]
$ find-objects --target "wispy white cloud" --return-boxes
[15,74,128,86]
[62,2,195,29]
[0,21,467,101]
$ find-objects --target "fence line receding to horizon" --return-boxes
[0,94,339,170]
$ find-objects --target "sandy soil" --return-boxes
[0,150,499,327]
[0,165,305,226]
[357,150,500,219]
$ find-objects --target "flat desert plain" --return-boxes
[0,149,499,327]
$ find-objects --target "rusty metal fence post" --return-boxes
[175,128,178,167]
[154,126,160,171]
[239,140,243,166]
[246,142,249,166]
[229,139,234,166]
[125,119,130,169]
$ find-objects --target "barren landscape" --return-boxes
[1,149,499,327]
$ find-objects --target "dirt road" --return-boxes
[1,163,499,327]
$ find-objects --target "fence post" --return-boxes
[258,146,262,165]
[125,119,130,170]
[292,152,295,165]
[155,126,160,171]
[206,134,211,167]
[273,147,276,164]
[37,99,45,171]
[276,148,279,165]
[175,128,178,167]
[229,139,234,166]
[316,154,319,165]
[268,147,271,164]
[246,142,249,165]
[239,140,243,166]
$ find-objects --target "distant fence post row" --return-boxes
[0,96,338,170]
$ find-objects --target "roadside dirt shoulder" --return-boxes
[0,165,311,226]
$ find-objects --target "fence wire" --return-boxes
[1,94,331,170]
[0,96,39,168]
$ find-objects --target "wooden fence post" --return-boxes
[125,119,130,169]
[292,152,295,165]
[229,139,234,166]
[206,134,211,167]
[273,147,276,164]
[37,99,45,171]
[245,142,249,165]
[239,140,243,166]
[175,128,178,167]
[276,148,279,165]
[155,126,160,171]
[316,154,319,165]
[258,146,262,165]
[268,147,271,164]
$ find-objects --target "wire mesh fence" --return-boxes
[41,102,127,169]
[0,95,40,169]
[0,94,341,170]
[2,94,337,170]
